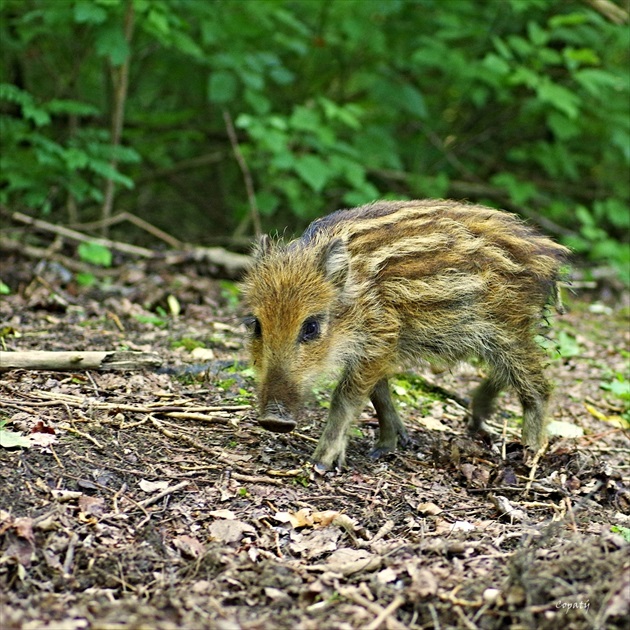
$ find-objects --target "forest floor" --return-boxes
[1,252,629,630]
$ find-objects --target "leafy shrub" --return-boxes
[0,0,627,277]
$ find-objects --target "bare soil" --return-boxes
[1,254,629,630]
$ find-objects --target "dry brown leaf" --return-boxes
[409,566,438,598]
[14,517,35,543]
[78,496,106,517]
[208,519,256,543]
[376,567,399,584]
[173,534,205,558]
[324,548,381,576]
[139,479,170,493]
[417,502,443,515]
[289,528,341,558]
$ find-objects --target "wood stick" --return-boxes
[137,480,190,508]
[9,210,155,258]
[338,588,408,630]
[223,109,261,238]
[365,595,405,630]
[0,350,162,372]
[68,211,183,249]
[100,0,135,234]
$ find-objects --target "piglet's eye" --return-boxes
[299,316,321,343]
[244,316,262,338]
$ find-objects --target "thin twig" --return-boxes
[62,533,79,576]
[223,109,262,238]
[69,211,183,249]
[101,0,135,234]
[7,211,155,258]
[364,595,405,630]
[338,588,408,630]
[137,480,191,508]
[524,443,547,497]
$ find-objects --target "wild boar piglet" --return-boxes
[242,200,569,469]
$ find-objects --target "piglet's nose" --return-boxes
[259,415,297,433]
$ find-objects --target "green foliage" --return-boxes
[219,280,240,308]
[600,371,630,402]
[171,337,206,351]
[0,82,139,213]
[133,309,169,328]
[611,525,630,542]
[554,330,583,359]
[75,241,113,286]
[600,353,630,425]
[78,241,113,267]
[0,0,628,277]
[391,373,437,411]
[0,282,10,295]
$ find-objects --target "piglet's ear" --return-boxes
[319,238,349,290]
[254,234,273,260]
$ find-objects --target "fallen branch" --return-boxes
[8,210,155,258]
[163,246,250,278]
[0,350,162,372]
[2,208,252,278]
[338,587,408,630]
[68,210,184,249]
[0,236,114,277]
[137,480,191,508]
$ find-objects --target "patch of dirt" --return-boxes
[1,254,629,630]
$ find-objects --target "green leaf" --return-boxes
[290,106,321,133]
[95,26,130,65]
[75,272,97,287]
[555,331,581,358]
[74,1,108,24]
[208,71,238,104]
[293,155,331,192]
[77,242,112,267]
[399,84,427,119]
[611,526,630,543]
[491,172,537,205]
[47,99,100,117]
[536,80,581,119]
[546,112,580,140]
[527,21,548,47]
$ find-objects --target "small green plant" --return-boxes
[171,337,206,351]
[600,372,630,402]
[348,426,363,438]
[0,281,10,295]
[391,373,438,411]
[75,241,113,287]
[78,241,112,267]
[292,474,310,488]
[219,281,240,308]
[133,309,169,328]
[216,377,237,390]
[173,372,197,386]
[237,487,248,497]
[600,360,630,425]
[611,525,630,542]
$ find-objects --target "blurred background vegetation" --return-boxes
[1,0,628,276]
